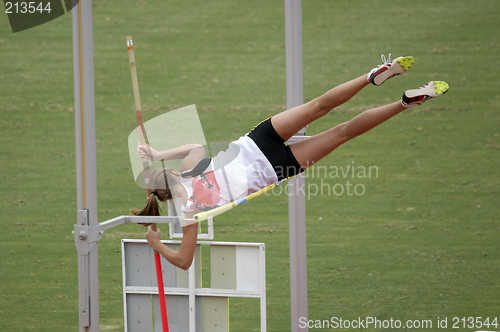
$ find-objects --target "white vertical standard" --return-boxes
[72,0,99,332]
[188,262,196,332]
[284,0,308,331]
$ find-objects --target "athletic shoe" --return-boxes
[368,54,414,85]
[401,81,449,108]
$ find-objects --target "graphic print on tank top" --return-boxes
[188,171,221,211]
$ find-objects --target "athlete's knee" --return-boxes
[336,122,352,142]
[314,101,333,118]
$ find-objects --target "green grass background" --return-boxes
[1,0,499,331]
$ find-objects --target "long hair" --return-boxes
[130,168,178,216]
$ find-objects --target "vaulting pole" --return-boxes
[285,1,308,331]
[126,36,169,332]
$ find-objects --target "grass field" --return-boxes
[1,0,499,331]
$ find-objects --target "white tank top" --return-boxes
[180,135,278,214]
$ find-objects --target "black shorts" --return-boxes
[247,118,304,180]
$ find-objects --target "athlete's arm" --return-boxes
[138,143,205,163]
[146,223,198,270]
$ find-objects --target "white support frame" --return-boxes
[122,240,267,332]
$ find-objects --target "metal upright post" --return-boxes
[285,0,308,331]
[72,0,99,331]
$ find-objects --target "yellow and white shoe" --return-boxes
[401,81,449,108]
[368,54,414,86]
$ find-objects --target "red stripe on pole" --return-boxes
[154,253,169,331]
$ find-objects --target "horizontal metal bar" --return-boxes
[97,215,181,233]
[125,215,181,224]
[124,286,262,298]
[123,239,264,247]
[98,216,127,231]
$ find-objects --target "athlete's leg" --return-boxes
[271,74,369,142]
[271,55,415,142]
[289,101,405,168]
[289,80,450,168]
